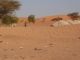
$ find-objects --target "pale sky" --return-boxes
[16,0,80,17]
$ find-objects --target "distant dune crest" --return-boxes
[18,15,80,27]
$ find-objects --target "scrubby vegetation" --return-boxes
[67,12,80,20]
[0,0,21,26]
[2,15,18,25]
[51,17,63,21]
[28,15,36,24]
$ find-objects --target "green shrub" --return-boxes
[67,12,80,20]
[28,15,35,23]
[2,15,18,25]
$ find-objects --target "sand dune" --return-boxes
[0,24,80,60]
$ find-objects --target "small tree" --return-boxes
[28,15,35,24]
[0,0,21,26]
[67,12,80,20]
[11,16,18,23]
[2,15,18,26]
[0,0,21,18]
[51,17,62,21]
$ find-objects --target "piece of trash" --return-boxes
[34,48,42,51]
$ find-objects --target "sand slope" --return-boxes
[0,24,80,60]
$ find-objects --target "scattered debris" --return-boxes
[34,48,42,51]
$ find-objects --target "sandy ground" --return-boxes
[0,24,80,60]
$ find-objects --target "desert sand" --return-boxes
[0,24,80,60]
